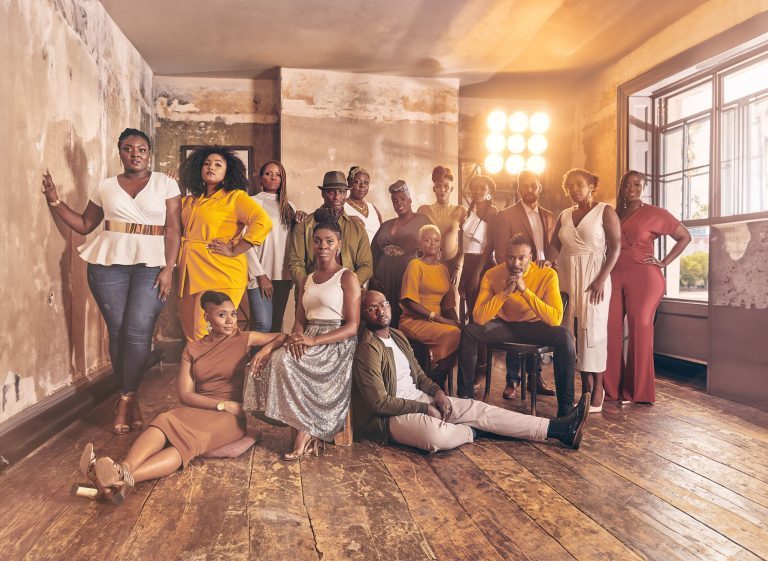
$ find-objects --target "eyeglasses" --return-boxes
[364,301,391,314]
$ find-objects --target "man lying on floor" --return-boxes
[352,290,589,452]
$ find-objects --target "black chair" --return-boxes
[408,338,455,397]
[482,292,569,416]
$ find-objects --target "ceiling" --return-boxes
[100,0,708,85]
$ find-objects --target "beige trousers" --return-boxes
[388,394,550,453]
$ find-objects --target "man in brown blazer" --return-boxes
[493,171,557,400]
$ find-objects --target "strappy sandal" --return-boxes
[71,443,102,500]
[128,393,143,432]
[113,395,133,435]
[94,457,135,506]
[282,436,323,461]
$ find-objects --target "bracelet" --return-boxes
[428,311,436,322]
[48,198,62,207]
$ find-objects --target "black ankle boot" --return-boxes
[547,392,590,450]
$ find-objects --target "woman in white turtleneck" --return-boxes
[246,160,303,332]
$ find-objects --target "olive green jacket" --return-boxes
[287,211,373,286]
[352,327,442,444]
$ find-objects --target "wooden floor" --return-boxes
[2,357,768,561]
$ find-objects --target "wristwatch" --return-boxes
[216,401,226,411]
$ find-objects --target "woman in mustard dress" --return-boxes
[77,291,288,505]
[399,225,462,388]
[178,146,272,340]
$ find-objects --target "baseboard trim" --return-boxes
[0,351,164,471]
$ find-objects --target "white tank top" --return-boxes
[303,268,347,321]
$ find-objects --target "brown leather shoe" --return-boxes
[535,374,556,396]
[502,382,519,400]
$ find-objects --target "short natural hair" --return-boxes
[561,168,599,196]
[506,233,533,251]
[117,128,151,150]
[431,165,453,183]
[200,291,233,309]
[418,224,441,240]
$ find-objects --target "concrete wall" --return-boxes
[0,0,153,425]
[280,68,459,219]
[152,75,280,342]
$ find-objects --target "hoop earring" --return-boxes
[415,249,425,259]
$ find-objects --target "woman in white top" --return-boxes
[458,175,498,322]
[246,160,301,332]
[545,168,621,413]
[41,128,181,435]
[344,165,382,242]
[244,208,361,460]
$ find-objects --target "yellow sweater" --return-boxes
[473,262,563,326]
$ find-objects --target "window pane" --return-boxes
[723,57,768,104]
[747,96,768,213]
[666,226,709,301]
[686,118,710,168]
[663,128,683,173]
[688,171,710,219]
[662,174,683,220]
[720,107,737,216]
[666,82,712,122]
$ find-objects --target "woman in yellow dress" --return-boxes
[399,225,462,389]
[178,146,272,340]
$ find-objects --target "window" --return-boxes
[632,47,768,301]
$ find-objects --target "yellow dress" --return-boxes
[398,259,460,363]
[178,189,272,340]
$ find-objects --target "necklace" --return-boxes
[346,199,368,217]
[430,203,454,220]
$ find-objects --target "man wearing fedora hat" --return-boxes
[287,170,373,287]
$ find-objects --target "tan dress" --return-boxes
[150,331,248,466]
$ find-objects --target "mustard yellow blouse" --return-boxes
[178,189,272,295]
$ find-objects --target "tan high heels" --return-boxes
[94,457,135,506]
[282,436,324,461]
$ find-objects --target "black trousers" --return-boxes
[458,320,576,416]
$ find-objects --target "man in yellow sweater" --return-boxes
[458,234,576,417]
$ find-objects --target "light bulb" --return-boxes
[505,155,526,175]
[508,111,528,133]
[507,134,526,154]
[527,134,548,154]
[487,110,507,132]
[484,154,504,174]
[485,133,505,154]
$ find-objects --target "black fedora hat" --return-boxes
[318,171,349,190]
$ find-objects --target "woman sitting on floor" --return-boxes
[399,224,462,389]
[77,291,287,505]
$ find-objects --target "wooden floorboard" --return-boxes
[1,360,767,561]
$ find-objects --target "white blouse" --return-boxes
[78,173,180,267]
[246,192,295,286]
[344,201,381,242]
[462,211,489,254]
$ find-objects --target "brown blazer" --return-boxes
[493,201,555,262]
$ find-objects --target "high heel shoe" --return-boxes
[128,393,143,432]
[589,389,605,413]
[72,443,103,501]
[113,395,134,435]
[282,436,323,461]
[94,457,135,505]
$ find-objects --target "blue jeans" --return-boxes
[247,280,292,332]
[505,353,542,385]
[87,263,166,394]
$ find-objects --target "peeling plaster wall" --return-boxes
[152,75,280,342]
[0,0,153,425]
[280,69,459,219]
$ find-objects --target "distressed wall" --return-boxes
[280,68,459,219]
[0,0,153,425]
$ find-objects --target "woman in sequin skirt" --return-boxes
[244,208,362,460]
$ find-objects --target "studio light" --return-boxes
[484,154,504,174]
[505,155,526,175]
[508,111,528,133]
[485,133,506,154]
[526,155,546,174]
[487,110,507,133]
[527,134,548,154]
[507,134,526,154]
[529,112,550,134]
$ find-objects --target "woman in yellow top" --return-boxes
[178,146,272,340]
[399,225,462,389]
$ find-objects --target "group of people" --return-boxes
[41,127,688,505]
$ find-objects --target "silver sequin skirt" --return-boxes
[243,320,357,441]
